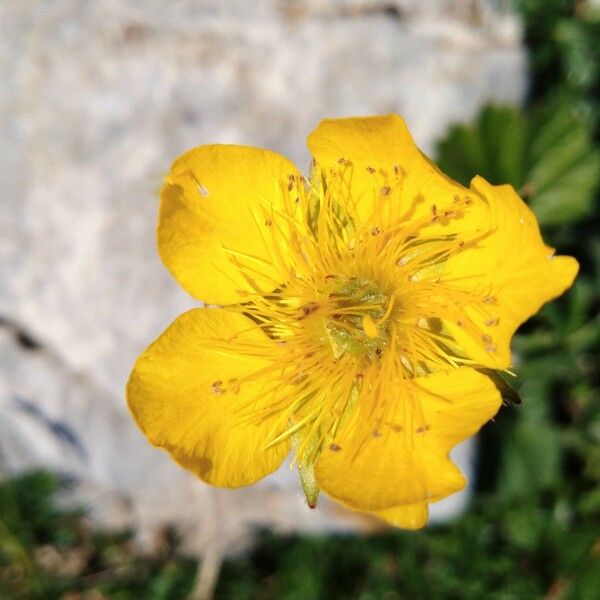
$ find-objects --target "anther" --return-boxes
[431,204,437,216]
[482,335,497,352]
[371,227,381,236]
[483,295,496,305]
[393,164,402,176]
[485,318,499,327]
[265,218,272,227]
[380,186,391,196]
[211,380,223,394]
[458,240,465,248]
[329,443,341,452]
[415,425,430,433]
[287,181,294,191]
[300,302,319,317]
[372,429,382,438]
[396,256,409,267]
[366,166,376,174]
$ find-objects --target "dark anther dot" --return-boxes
[392,424,403,432]
[366,166,376,173]
[371,227,381,236]
[393,164,401,175]
[211,380,223,394]
[372,429,382,438]
[380,186,391,196]
[329,443,342,452]
[431,204,437,216]
[458,241,465,248]
[415,425,430,433]
[304,352,315,358]
[265,219,272,227]
[299,302,319,318]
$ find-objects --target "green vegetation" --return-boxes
[1,1,599,598]
[0,472,197,599]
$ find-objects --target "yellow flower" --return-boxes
[127,115,578,529]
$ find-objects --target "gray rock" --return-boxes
[0,0,525,555]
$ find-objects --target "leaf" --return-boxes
[436,95,599,227]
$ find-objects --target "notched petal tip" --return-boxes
[157,144,302,305]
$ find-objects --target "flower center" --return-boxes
[319,275,395,362]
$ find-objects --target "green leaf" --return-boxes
[436,95,599,227]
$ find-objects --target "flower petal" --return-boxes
[159,145,301,304]
[315,368,501,511]
[126,308,290,486]
[372,502,429,530]
[443,177,579,368]
[306,114,469,226]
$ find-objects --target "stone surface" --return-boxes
[0,0,525,556]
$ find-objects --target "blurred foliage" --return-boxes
[0,472,196,599]
[437,97,599,226]
[1,1,600,598]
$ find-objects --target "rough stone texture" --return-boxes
[0,0,525,556]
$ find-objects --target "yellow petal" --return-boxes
[126,308,290,486]
[159,145,301,304]
[315,368,501,511]
[443,177,579,369]
[306,114,469,226]
[373,502,429,530]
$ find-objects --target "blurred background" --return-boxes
[1,0,598,598]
